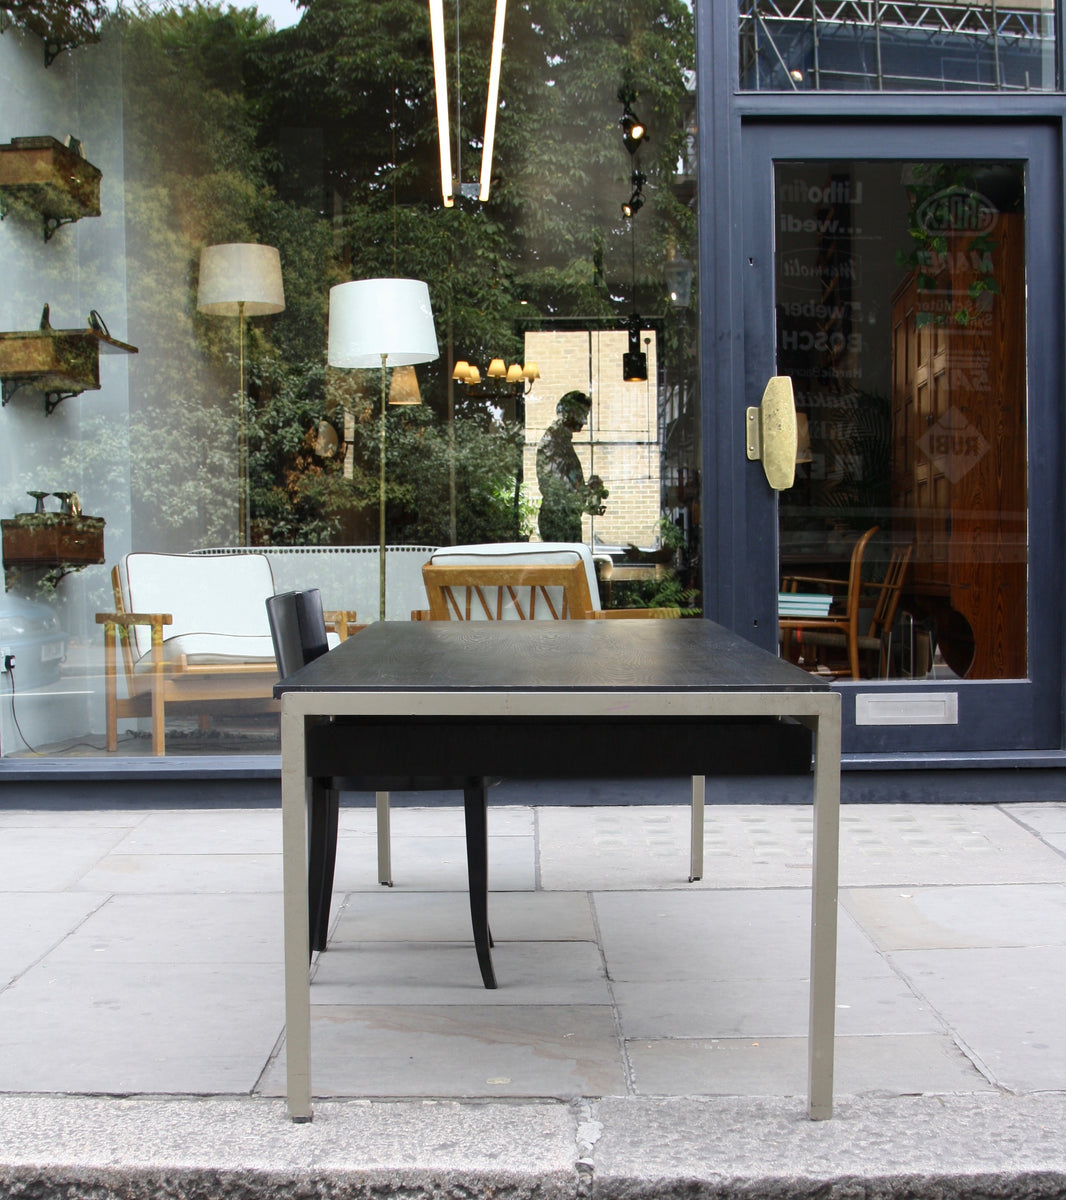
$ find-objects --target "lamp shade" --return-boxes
[197,243,285,316]
[328,278,439,368]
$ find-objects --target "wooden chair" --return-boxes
[415,543,708,881]
[780,528,913,679]
[96,552,357,755]
[417,541,680,621]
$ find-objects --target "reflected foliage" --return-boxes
[115,0,695,549]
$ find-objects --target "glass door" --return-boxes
[742,124,1063,753]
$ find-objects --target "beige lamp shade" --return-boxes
[197,243,285,316]
[327,278,439,368]
[388,365,422,406]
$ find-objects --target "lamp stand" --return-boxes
[238,300,249,546]
[379,351,388,622]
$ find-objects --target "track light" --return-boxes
[621,169,646,219]
[622,316,647,382]
[620,104,646,155]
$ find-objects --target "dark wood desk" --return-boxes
[276,619,841,1121]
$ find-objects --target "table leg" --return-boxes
[282,703,313,1121]
[807,697,841,1120]
[689,774,705,882]
[463,779,497,989]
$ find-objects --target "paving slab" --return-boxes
[332,833,536,891]
[308,939,609,1006]
[330,890,597,943]
[625,1032,990,1097]
[259,1005,627,1098]
[889,944,1066,1091]
[0,961,284,1093]
[0,892,107,983]
[842,882,1066,950]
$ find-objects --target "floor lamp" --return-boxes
[327,278,439,620]
[197,243,286,545]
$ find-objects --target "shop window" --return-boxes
[0,0,698,759]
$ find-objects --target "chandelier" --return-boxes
[452,357,539,397]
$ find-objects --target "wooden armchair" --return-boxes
[414,543,709,881]
[415,542,680,621]
[96,551,355,755]
[779,527,913,679]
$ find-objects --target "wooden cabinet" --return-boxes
[2,515,105,586]
[0,326,137,415]
[890,213,1027,679]
[0,137,101,240]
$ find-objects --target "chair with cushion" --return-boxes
[97,552,357,755]
[267,589,497,986]
[415,542,710,881]
[779,527,913,679]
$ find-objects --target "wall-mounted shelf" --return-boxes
[0,326,137,415]
[0,136,101,240]
[1,514,105,589]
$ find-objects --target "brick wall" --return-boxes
[523,329,660,547]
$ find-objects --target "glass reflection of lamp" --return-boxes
[328,278,439,620]
[197,243,285,545]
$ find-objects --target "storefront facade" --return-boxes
[1,0,1063,796]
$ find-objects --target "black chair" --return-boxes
[266,589,497,988]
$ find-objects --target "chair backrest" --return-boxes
[422,542,602,621]
[865,542,914,639]
[422,560,596,621]
[266,589,330,677]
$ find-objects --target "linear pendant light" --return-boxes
[479,0,507,202]
[428,0,454,207]
[429,0,506,207]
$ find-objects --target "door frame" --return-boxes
[738,121,1064,754]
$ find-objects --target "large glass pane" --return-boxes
[741,0,1057,91]
[775,160,1027,680]
[0,0,698,758]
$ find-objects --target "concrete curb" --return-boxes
[1,1093,1065,1200]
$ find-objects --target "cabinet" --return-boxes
[890,213,1027,679]
[2,515,105,588]
[0,326,137,415]
[0,137,101,240]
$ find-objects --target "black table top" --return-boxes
[274,619,828,696]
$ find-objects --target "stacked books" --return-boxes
[778,592,834,618]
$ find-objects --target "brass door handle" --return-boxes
[746,375,798,491]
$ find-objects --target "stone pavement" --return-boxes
[2,795,1066,1197]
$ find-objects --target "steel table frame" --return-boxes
[280,674,841,1122]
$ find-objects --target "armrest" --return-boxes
[780,574,845,591]
[95,612,174,627]
[323,609,359,641]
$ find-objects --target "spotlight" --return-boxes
[621,169,646,218]
[622,316,647,382]
[620,104,646,155]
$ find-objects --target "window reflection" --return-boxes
[0,0,698,756]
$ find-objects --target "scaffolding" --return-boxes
[740,0,1057,90]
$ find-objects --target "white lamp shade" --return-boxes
[328,278,439,368]
[197,243,285,316]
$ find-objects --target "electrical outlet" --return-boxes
[0,648,13,674]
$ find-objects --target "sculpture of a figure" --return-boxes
[536,390,608,543]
